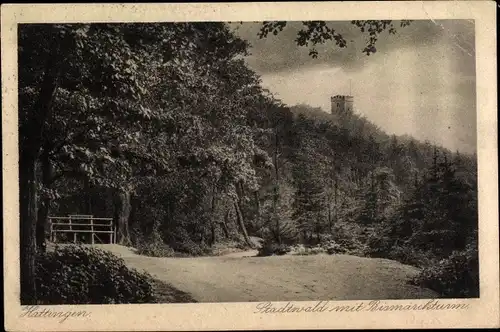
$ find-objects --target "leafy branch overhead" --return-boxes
[258,20,413,57]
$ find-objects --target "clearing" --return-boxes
[89,244,437,302]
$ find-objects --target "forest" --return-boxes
[19,22,479,304]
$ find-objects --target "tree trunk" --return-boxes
[36,149,53,252]
[114,189,131,245]
[20,154,38,304]
[333,175,338,229]
[328,203,332,232]
[273,127,281,244]
[370,169,377,221]
[233,199,252,248]
[36,200,49,252]
[209,184,217,247]
[210,224,216,246]
[254,190,260,220]
[105,187,114,217]
[19,51,60,304]
[128,195,140,244]
[19,32,62,304]
[85,179,92,215]
[200,230,205,246]
[220,208,230,238]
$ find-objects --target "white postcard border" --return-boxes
[2,2,498,330]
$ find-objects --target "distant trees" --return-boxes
[358,167,400,225]
[374,150,478,262]
[280,102,477,297]
[293,172,327,243]
[410,151,476,255]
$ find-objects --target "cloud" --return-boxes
[231,20,475,75]
[229,20,476,154]
[256,41,476,154]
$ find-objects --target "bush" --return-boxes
[314,233,363,255]
[329,225,367,256]
[324,241,345,255]
[410,245,479,298]
[364,232,394,258]
[309,245,327,254]
[386,245,433,267]
[165,227,210,256]
[174,240,209,256]
[287,232,363,256]
[136,231,175,257]
[257,240,291,256]
[289,243,307,255]
[291,244,327,255]
[36,245,156,304]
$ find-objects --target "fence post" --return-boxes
[69,216,76,243]
[49,218,53,242]
[109,219,113,244]
[91,216,95,245]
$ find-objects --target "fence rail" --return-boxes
[49,215,116,244]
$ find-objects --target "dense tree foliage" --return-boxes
[19,22,478,303]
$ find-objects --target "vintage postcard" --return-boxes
[2,1,499,330]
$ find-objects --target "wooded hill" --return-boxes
[19,22,478,302]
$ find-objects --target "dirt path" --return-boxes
[93,244,437,303]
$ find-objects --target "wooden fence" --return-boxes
[49,215,116,244]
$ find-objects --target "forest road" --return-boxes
[97,244,438,303]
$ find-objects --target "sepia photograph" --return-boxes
[2,2,499,331]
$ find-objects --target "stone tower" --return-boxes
[331,95,354,115]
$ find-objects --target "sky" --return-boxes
[229,20,476,154]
